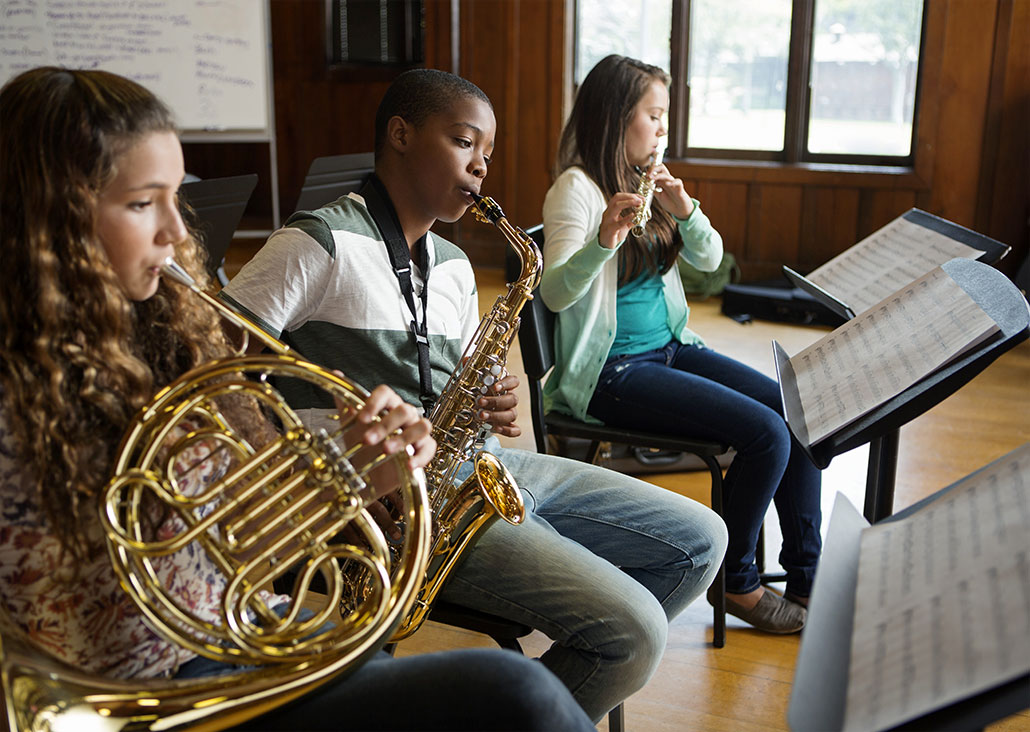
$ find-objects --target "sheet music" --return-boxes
[788,267,999,445]
[807,218,982,315]
[842,443,1030,731]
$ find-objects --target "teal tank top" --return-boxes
[608,268,674,357]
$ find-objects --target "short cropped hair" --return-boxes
[373,69,491,158]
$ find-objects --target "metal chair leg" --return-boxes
[755,524,766,573]
[608,700,626,732]
[712,565,726,649]
[706,454,727,649]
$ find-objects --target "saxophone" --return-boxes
[389,193,542,640]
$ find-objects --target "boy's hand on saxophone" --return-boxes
[477,372,522,438]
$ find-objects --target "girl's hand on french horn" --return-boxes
[337,382,436,471]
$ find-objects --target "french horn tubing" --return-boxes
[0,258,432,731]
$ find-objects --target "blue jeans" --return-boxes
[587,341,822,599]
[176,631,592,730]
[178,649,591,730]
[440,437,728,722]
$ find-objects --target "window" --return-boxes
[575,0,926,166]
[576,0,672,87]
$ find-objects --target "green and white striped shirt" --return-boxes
[220,192,479,413]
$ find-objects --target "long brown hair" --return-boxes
[0,67,263,561]
[556,55,678,284]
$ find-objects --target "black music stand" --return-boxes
[292,152,375,215]
[180,174,258,285]
[774,258,1030,522]
[783,207,1012,325]
[789,461,1030,732]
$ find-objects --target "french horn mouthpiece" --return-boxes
[160,257,195,287]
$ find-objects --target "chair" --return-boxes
[508,226,787,649]
[292,152,375,214]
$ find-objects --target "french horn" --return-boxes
[0,258,432,731]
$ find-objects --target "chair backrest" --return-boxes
[179,174,258,281]
[506,225,555,453]
[292,152,375,215]
[506,225,555,380]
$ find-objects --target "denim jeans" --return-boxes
[587,341,822,600]
[439,437,728,722]
[175,617,594,730]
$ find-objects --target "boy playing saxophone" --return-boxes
[221,68,727,723]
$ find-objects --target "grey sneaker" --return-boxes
[708,586,806,634]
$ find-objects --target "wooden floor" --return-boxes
[224,249,1030,730]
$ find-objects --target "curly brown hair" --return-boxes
[0,67,263,561]
[556,55,678,285]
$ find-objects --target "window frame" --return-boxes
[326,0,425,71]
[666,0,928,167]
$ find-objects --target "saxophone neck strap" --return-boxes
[359,174,436,416]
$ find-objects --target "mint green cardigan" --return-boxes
[540,167,724,423]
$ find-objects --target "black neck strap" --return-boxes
[359,174,436,416]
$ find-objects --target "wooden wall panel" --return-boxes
[270,0,394,217]
[799,188,861,271]
[926,0,998,225]
[450,0,570,263]
[859,189,919,240]
[424,0,457,72]
[691,180,749,264]
[977,0,1029,275]
[746,185,804,280]
[454,0,517,261]
[513,0,564,230]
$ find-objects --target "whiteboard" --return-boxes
[0,0,271,133]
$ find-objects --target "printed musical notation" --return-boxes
[787,266,999,445]
[806,217,982,316]
[842,443,1030,731]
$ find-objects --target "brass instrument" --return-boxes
[0,258,431,731]
[389,193,541,640]
[630,144,665,238]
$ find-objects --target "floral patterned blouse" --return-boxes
[0,410,288,679]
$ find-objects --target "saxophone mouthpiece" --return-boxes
[469,193,505,225]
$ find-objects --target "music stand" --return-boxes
[789,481,1030,732]
[774,258,1030,522]
[783,208,1012,325]
[180,174,258,286]
[292,152,375,215]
